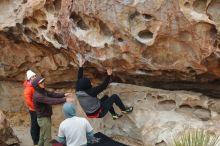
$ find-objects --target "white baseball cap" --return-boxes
[26,70,36,80]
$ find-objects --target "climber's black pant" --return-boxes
[99,94,126,117]
[29,111,40,145]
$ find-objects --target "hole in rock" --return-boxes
[142,14,153,21]
[118,38,124,42]
[193,106,211,121]
[76,20,89,30]
[213,40,218,47]
[158,100,176,111]
[184,2,191,8]
[192,0,207,13]
[129,11,140,20]
[22,0,27,4]
[104,43,108,47]
[194,105,204,109]
[99,21,112,36]
[138,29,153,39]
[23,18,32,25]
[24,28,35,36]
[54,0,61,11]
[54,33,64,45]
[44,3,55,13]
[39,25,47,30]
[70,12,81,22]
[155,140,166,146]
[70,12,89,30]
[41,20,48,27]
[176,104,194,114]
[33,10,46,20]
[179,104,192,108]
[210,25,218,37]
[158,100,176,105]
[32,18,38,24]
[35,37,40,42]
[57,21,61,30]
[137,99,142,102]
[207,0,220,22]
[186,67,196,74]
[14,9,18,13]
[157,95,164,100]
[16,23,23,30]
[5,31,20,43]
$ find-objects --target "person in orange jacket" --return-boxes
[23,70,39,146]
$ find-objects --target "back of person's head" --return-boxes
[76,77,92,91]
[26,70,36,80]
[63,102,76,118]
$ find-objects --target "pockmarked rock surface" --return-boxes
[0,0,220,88]
[0,110,19,146]
[88,83,220,146]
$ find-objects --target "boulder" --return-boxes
[89,83,220,146]
[0,110,19,146]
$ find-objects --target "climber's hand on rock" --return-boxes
[77,54,86,67]
[65,93,73,97]
[107,68,112,75]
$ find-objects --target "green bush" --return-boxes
[169,129,220,146]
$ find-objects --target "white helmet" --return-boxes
[26,70,36,80]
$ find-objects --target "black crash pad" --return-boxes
[88,132,128,146]
[52,132,128,146]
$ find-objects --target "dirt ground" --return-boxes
[13,126,33,146]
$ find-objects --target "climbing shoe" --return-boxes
[112,114,123,120]
[122,106,133,114]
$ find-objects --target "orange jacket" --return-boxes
[23,80,35,111]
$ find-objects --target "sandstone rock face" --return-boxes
[88,83,220,146]
[0,33,76,84]
[0,110,19,146]
[0,81,24,112]
[0,0,220,85]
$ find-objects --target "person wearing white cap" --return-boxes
[26,70,37,81]
[23,69,39,146]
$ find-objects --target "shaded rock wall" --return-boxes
[0,111,19,146]
[0,32,76,83]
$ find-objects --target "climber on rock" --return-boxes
[75,54,133,120]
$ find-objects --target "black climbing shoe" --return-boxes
[112,114,123,120]
[122,106,133,114]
